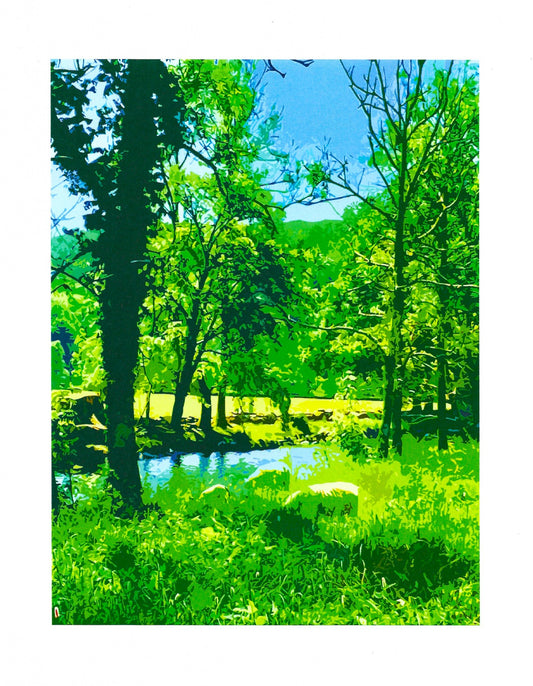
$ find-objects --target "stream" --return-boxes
[55,445,326,501]
[139,445,324,492]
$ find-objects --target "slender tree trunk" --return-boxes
[145,391,151,421]
[170,329,199,432]
[382,190,407,458]
[391,385,403,454]
[378,355,395,459]
[198,375,213,435]
[436,206,449,450]
[216,383,227,430]
[437,347,448,450]
[279,392,291,432]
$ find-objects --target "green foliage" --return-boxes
[51,340,70,389]
[51,410,79,471]
[331,415,375,460]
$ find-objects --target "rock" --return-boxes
[245,466,290,492]
[284,481,359,518]
[199,484,229,509]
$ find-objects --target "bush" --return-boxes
[332,415,374,460]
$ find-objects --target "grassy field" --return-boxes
[133,393,383,421]
[52,436,479,625]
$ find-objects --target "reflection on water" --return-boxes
[138,445,323,493]
[55,445,324,501]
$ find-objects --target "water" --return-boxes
[138,445,324,493]
[55,445,325,501]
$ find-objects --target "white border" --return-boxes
[3,2,533,684]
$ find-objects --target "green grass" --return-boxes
[52,437,479,625]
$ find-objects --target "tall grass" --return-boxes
[52,437,479,625]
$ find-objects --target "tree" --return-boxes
[51,59,184,510]
[135,60,294,436]
[394,64,479,448]
[325,60,476,458]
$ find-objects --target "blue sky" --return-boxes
[254,59,371,221]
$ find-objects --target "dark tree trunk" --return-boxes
[380,193,407,459]
[145,392,151,421]
[437,348,448,450]
[378,355,395,459]
[170,279,210,433]
[391,384,403,455]
[216,384,227,430]
[100,60,162,511]
[170,330,199,433]
[379,146,408,459]
[198,375,213,435]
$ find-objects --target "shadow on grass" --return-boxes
[264,509,477,602]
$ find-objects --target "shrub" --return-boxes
[332,415,374,460]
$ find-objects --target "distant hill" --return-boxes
[279,219,348,252]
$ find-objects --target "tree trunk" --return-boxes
[383,141,408,458]
[437,348,448,450]
[216,383,227,430]
[378,355,395,459]
[198,375,213,435]
[436,204,450,451]
[391,384,403,455]
[101,60,163,511]
[279,392,291,432]
[170,332,199,432]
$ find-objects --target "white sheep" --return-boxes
[284,481,359,518]
[199,484,230,510]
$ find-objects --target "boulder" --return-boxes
[199,484,229,509]
[245,466,290,492]
[284,481,359,518]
